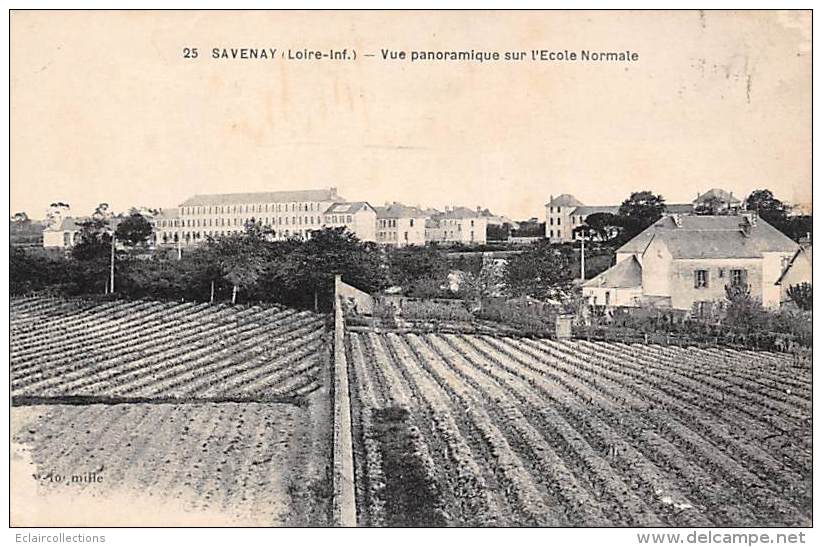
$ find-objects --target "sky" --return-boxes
[10,10,811,221]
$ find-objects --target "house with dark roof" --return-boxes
[544,191,732,243]
[374,202,428,247]
[693,188,741,213]
[584,213,799,311]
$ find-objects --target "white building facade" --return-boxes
[175,188,376,244]
[375,203,428,247]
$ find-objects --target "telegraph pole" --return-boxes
[580,228,586,282]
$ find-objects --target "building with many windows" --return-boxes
[545,191,732,243]
[425,206,488,245]
[154,208,182,246]
[583,214,799,311]
[374,203,428,247]
[323,202,377,242]
[173,187,377,244]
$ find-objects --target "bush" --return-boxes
[787,282,812,311]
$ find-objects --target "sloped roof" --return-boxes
[666,203,694,214]
[324,202,374,214]
[571,205,619,217]
[45,216,124,232]
[546,194,584,207]
[619,214,798,259]
[154,207,180,220]
[776,244,812,286]
[180,188,343,207]
[437,206,484,219]
[583,256,642,288]
[45,216,83,232]
[694,188,741,204]
[374,203,428,219]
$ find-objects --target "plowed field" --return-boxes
[346,331,812,527]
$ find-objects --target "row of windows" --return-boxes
[694,268,747,289]
[327,214,354,224]
[159,228,313,242]
[448,219,475,227]
[377,231,410,241]
[165,215,360,229]
[181,202,325,216]
[548,217,562,226]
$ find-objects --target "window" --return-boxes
[605,291,611,306]
[557,218,561,225]
[347,215,352,223]
[549,229,554,238]
[410,219,414,227]
[549,218,554,226]
[730,269,747,286]
[718,268,725,279]
[694,269,709,288]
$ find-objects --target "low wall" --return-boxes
[331,291,357,526]
[335,275,375,315]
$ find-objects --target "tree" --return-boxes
[71,217,112,261]
[723,283,767,331]
[504,240,573,299]
[11,212,29,223]
[45,202,70,228]
[201,229,268,304]
[787,282,812,311]
[512,220,545,238]
[487,223,511,241]
[615,191,666,240]
[387,246,448,289]
[579,212,621,242]
[744,189,788,226]
[115,211,153,247]
[277,227,387,311]
[93,202,113,221]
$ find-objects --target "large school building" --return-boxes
[155,187,377,245]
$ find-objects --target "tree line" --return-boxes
[573,189,811,246]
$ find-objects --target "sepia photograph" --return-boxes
[7,8,813,536]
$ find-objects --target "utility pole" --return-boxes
[177,234,182,261]
[210,280,215,304]
[110,232,116,293]
[580,229,586,282]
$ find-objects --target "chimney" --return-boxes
[330,186,338,197]
[740,212,757,236]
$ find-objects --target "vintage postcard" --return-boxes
[8,9,812,533]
